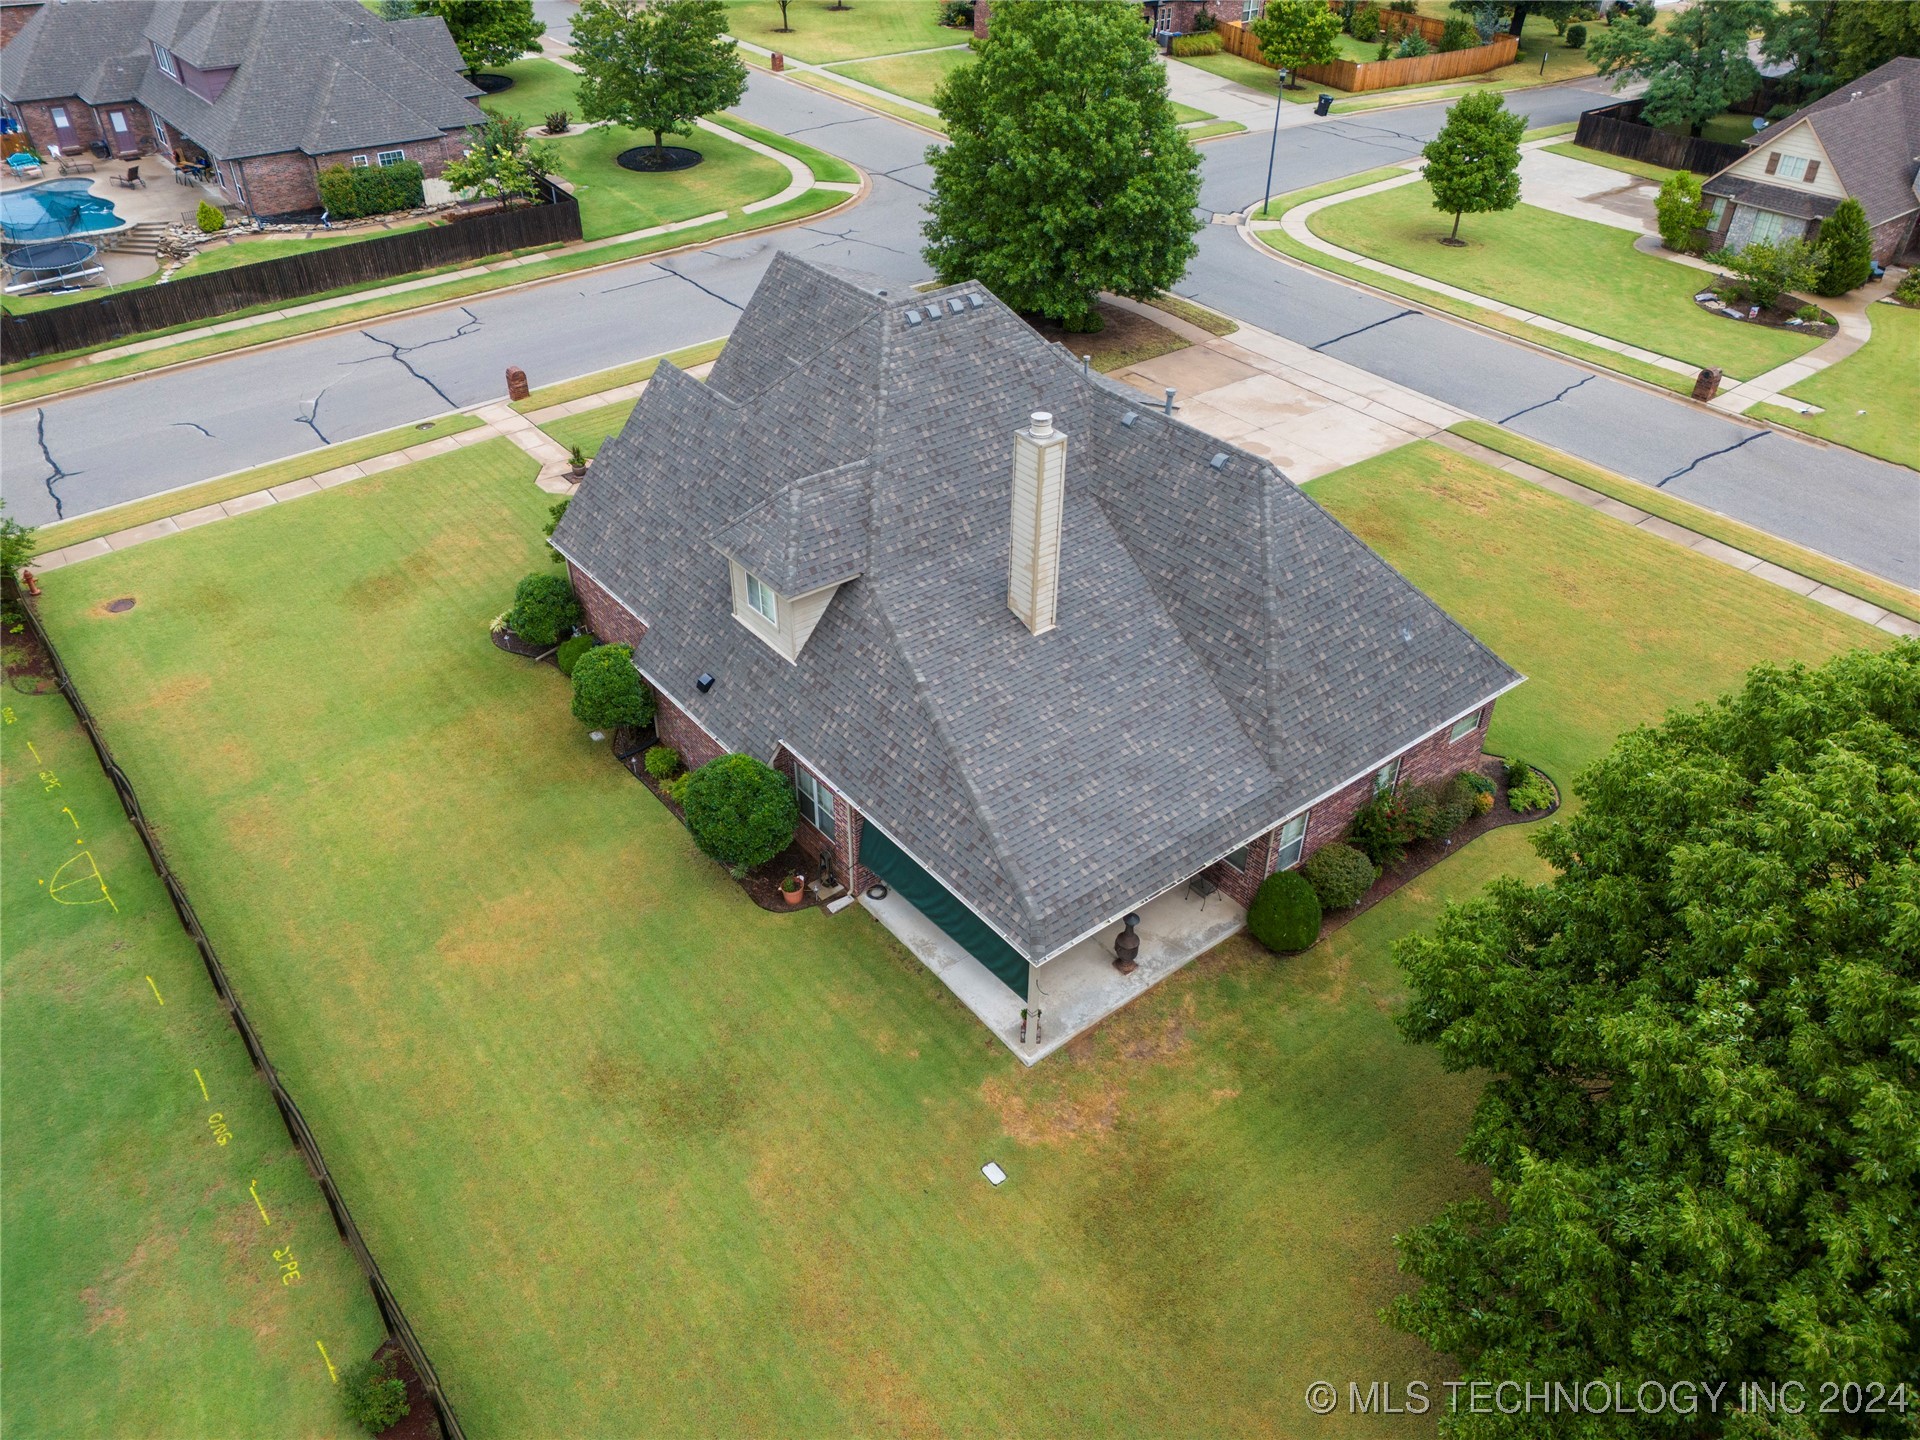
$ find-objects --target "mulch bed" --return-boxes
[490,626,552,659]
[1691,286,1837,338]
[1316,754,1560,944]
[616,145,704,173]
[1023,299,1191,373]
[3,607,58,694]
[370,1338,443,1440]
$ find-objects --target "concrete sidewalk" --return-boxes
[1709,271,1901,415]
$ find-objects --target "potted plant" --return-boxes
[568,444,588,481]
[780,873,805,906]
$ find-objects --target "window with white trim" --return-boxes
[1374,757,1401,796]
[1773,153,1810,182]
[1747,208,1792,245]
[351,154,370,167]
[744,572,778,625]
[376,148,406,166]
[795,768,835,839]
[1241,0,1263,19]
[1449,710,1482,743]
[154,44,179,79]
[1274,811,1310,871]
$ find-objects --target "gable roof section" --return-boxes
[0,0,156,105]
[1731,56,1920,226]
[554,255,1520,960]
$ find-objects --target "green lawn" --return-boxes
[470,55,581,130]
[1752,301,1920,472]
[706,113,862,185]
[1309,183,1825,378]
[1,667,384,1438]
[725,0,965,63]
[826,45,971,107]
[1541,140,1678,183]
[547,123,789,240]
[30,427,1884,1435]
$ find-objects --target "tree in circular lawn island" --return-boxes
[1389,643,1920,1425]
[1420,89,1524,244]
[572,0,746,168]
[570,643,655,727]
[682,754,797,875]
[921,0,1201,333]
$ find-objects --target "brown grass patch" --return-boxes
[434,886,564,969]
[979,1074,1120,1147]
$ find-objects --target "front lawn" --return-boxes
[827,45,972,107]
[548,122,789,240]
[1309,182,1825,378]
[1540,140,1678,183]
[468,55,581,131]
[32,424,1883,1436]
[1753,301,1920,471]
[725,0,964,63]
[1,666,383,1438]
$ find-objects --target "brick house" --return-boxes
[552,256,1520,1022]
[0,0,484,220]
[1702,57,1920,266]
[974,1,1263,43]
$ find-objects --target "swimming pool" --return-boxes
[1,178,126,242]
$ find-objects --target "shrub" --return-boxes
[1388,0,1416,11]
[1351,6,1379,41]
[1462,770,1495,796]
[1247,870,1323,953]
[1895,268,1920,306]
[505,571,581,647]
[1813,197,1872,297]
[1349,793,1416,867]
[340,1353,409,1434]
[938,0,974,26]
[195,199,225,233]
[1192,5,1217,30]
[1565,22,1586,46]
[1438,16,1478,50]
[1508,765,1556,813]
[1632,1,1655,24]
[1170,31,1222,55]
[644,744,681,780]
[1406,774,1479,838]
[1376,37,1392,58]
[1302,842,1378,910]
[1710,237,1821,310]
[543,497,569,564]
[1504,755,1533,787]
[1395,31,1432,57]
[1654,170,1712,253]
[1794,303,1825,323]
[570,643,655,728]
[544,109,572,134]
[683,754,798,872]
[316,159,424,219]
[555,634,595,676]
[661,773,692,808]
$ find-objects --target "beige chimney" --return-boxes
[1008,411,1066,635]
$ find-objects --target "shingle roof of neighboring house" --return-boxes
[1,0,483,160]
[554,257,1521,962]
[1701,175,1842,222]
[1710,56,1920,226]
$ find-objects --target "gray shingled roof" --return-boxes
[709,462,872,595]
[2,0,483,161]
[1702,174,1843,221]
[1732,56,1920,227]
[554,256,1520,962]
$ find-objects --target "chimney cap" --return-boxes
[1029,411,1054,437]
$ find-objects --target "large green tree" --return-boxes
[1391,643,1920,1438]
[1249,0,1342,87]
[922,0,1199,332]
[573,0,747,164]
[1587,0,1772,136]
[1764,1,1920,103]
[1421,90,1524,242]
[416,0,544,75]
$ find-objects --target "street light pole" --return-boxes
[1260,78,1282,217]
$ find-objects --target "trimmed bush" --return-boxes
[1504,755,1533,787]
[1192,6,1217,31]
[1814,197,1873,297]
[505,572,581,647]
[1565,22,1586,47]
[1351,6,1379,41]
[1395,31,1432,57]
[1894,268,1920,306]
[1794,303,1825,323]
[1302,842,1378,910]
[1404,774,1479,839]
[1462,770,1496,795]
[661,773,692,808]
[1508,765,1556,813]
[195,199,226,233]
[938,0,974,26]
[1247,870,1323,953]
[644,744,681,780]
[1348,793,1415,866]
[1170,31,1222,56]
[340,1353,409,1434]
[316,159,424,220]
[570,643,655,728]
[683,754,798,872]
[1654,170,1712,253]
[1438,15,1478,50]
[555,634,595,676]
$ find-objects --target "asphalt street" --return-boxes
[3,67,1915,587]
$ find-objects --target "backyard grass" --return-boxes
[1308,183,1825,378]
[30,430,1884,1436]
[1541,140,1678,183]
[0,670,384,1438]
[725,0,965,63]
[826,45,971,108]
[1751,301,1920,472]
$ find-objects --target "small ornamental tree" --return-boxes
[441,110,555,207]
[416,0,545,75]
[1709,235,1820,310]
[1653,168,1712,252]
[1246,870,1322,953]
[1421,90,1524,242]
[570,643,655,727]
[1250,0,1342,86]
[1390,643,1920,1424]
[339,1353,410,1435]
[1585,0,1770,137]
[682,754,798,873]
[505,571,582,647]
[923,0,1200,332]
[573,0,747,165]
[1814,196,1873,296]
[195,199,225,233]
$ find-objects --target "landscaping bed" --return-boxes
[1690,285,1835,339]
[1024,300,1190,373]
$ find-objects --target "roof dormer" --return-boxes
[709,462,868,663]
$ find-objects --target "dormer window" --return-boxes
[154,43,178,79]
[744,572,778,625]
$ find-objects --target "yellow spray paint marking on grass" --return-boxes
[194,1067,210,1102]
[145,975,164,1005]
[49,849,118,911]
[316,1340,339,1383]
[249,1179,272,1226]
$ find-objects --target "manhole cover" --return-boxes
[616,145,704,173]
[105,597,136,613]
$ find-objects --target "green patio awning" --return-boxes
[858,822,1028,1001]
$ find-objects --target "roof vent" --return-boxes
[1122,411,1137,427]
[905,309,923,325]
[967,293,985,309]
[1210,453,1228,470]
[948,297,966,314]
[697,672,716,693]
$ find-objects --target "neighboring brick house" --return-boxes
[553,256,1520,1018]
[974,0,1261,43]
[0,0,484,220]
[1702,57,1920,266]
[0,1,42,51]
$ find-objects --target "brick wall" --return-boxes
[311,130,466,180]
[772,747,861,890]
[16,96,97,153]
[0,3,43,48]
[234,131,469,218]
[1201,824,1279,909]
[654,689,727,774]
[1868,210,1918,264]
[1303,706,1492,861]
[569,563,648,647]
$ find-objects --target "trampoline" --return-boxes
[3,238,102,294]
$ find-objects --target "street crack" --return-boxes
[170,420,215,438]
[30,409,79,519]
[1498,373,1593,425]
[1657,430,1769,488]
[1313,309,1417,351]
[293,384,335,446]
[652,264,744,311]
[348,306,484,408]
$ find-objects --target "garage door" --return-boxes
[859,823,1028,1000]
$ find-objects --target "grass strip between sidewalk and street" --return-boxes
[512,338,728,413]
[1449,419,1920,625]
[706,114,862,185]
[781,68,949,133]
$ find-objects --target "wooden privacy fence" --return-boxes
[1574,100,1748,175]
[1214,20,1519,92]
[19,599,469,1440]
[2,180,580,362]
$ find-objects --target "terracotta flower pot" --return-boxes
[781,881,804,906]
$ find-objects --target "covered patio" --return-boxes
[861,880,1248,1065]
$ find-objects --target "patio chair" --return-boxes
[6,151,44,178]
[115,164,145,190]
